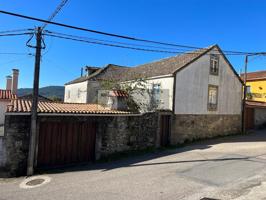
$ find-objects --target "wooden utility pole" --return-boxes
[241,55,248,134]
[27,27,42,176]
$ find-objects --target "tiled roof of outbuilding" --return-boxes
[6,99,132,114]
[246,100,266,108]
[0,90,17,100]
[109,90,129,97]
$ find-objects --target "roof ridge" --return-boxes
[131,45,216,68]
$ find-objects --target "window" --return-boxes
[246,86,251,94]
[152,83,161,103]
[208,85,218,110]
[210,54,219,75]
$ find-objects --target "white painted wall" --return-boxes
[144,77,174,110]
[174,47,242,115]
[0,101,9,126]
[64,81,88,103]
[121,76,174,111]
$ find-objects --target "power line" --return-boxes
[0,55,34,65]
[0,10,255,55]
[42,0,69,29]
[44,33,186,54]
[44,33,249,56]
[0,52,32,55]
[0,32,33,37]
[0,28,33,34]
[44,30,192,51]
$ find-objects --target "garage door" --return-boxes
[37,121,96,168]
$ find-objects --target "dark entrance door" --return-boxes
[37,121,96,168]
[160,115,171,147]
[245,107,254,130]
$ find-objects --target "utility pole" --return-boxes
[241,55,248,134]
[27,27,42,176]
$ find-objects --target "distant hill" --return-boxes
[18,86,65,100]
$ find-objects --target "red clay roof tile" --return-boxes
[6,99,132,114]
[0,90,17,100]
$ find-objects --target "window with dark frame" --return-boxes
[210,54,219,75]
[208,85,218,110]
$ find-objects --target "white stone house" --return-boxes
[65,45,243,144]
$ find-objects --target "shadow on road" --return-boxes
[38,129,266,175]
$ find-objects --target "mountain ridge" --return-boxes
[17,86,64,100]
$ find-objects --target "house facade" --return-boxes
[241,70,266,102]
[65,45,243,144]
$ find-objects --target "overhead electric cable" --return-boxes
[0,32,33,37]
[0,10,256,55]
[44,33,250,56]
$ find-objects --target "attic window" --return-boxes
[210,54,219,75]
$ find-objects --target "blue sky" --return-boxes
[0,0,266,89]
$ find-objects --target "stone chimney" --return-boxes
[6,75,12,90]
[11,69,19,94]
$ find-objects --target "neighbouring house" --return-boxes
[0,69,19,134]
[65,44,243,144]
[245,100,266,129]
[241,70,266,102]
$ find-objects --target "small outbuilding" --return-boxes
[0,99,171,177]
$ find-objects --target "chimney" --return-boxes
[6,75,12,90]
[11,69,19,94]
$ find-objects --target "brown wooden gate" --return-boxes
[245,107,254,130]
[160,115,171,147]
[37,121,96,168]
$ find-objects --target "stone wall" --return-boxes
[99,112,159,156]
[0,137,6,167]
[3,115,31,177]
[171,114,241,144]
[1,112,160,177]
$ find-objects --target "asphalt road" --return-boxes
[1,129,266,200]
